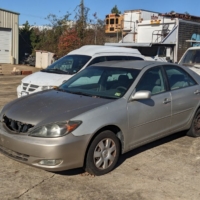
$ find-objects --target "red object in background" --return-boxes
[21,71,32,75]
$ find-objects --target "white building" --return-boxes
[0,8,19,64]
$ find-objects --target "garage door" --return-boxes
[0,28,11,63]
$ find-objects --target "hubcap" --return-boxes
[93,138,116,170]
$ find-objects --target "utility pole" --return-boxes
[80,0,85,27]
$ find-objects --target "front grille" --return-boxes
[3,115,33,133]
[0,145,29,161]
[22,83,39,92]
[30,84,39,88]
[22,83,28,91]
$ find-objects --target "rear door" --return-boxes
[163,65,200,130]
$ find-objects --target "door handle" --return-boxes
[194,90,200,95]
[163,98,171,104]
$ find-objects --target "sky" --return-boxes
[0,0,200,26]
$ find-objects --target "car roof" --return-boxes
[186,47,200,50]
[88,60,163,70]
[68,45,141,56]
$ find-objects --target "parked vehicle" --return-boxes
[179,46,200,75]
[1,60,200,175]
[17,45,154,98]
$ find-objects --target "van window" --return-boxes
[88,56,143,66]
[43,55,91,75]
[106,56,143,61]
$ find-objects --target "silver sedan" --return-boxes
[1,61,200,176]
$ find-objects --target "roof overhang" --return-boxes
[0,8,20,15]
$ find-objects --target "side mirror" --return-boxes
[130,90,151,101]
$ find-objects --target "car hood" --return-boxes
[1,90,113,126]
[22,71,72,86]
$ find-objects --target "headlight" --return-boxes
[29,121,82,138]
[41,86,54,91]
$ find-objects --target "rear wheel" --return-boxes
[187,109,200,137]
[85,130,120,176]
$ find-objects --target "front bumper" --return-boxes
[0,123,91,171]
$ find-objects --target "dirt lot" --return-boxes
[0,64,200,199]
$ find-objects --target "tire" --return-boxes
[187,109,200,137]
[85,130,120,176]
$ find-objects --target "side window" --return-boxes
[106,56,144,61]
[125,56,144,61]
[164,65,196,90]
[136,67,166,95]
[107,56,125,61]
[88,56,107,65]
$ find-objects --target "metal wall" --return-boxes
[0,8,19,64]
[178,20,200,62]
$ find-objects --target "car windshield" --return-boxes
[58,66,140,99]
[179,49,200,67]
[41,55,91,75]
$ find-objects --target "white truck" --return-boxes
[17,45,154,98]
[105,12,200,63]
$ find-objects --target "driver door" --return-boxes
[127,66,172,149]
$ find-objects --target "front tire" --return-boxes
[85,130,120,176]
[187,109,200,137]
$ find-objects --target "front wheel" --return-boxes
[187,109,200,137]
[85,130,120,176]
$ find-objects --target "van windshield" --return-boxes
[41,55,91,75]
[179,49,200,67]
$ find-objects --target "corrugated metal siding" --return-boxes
[178,20,200,61]
[0,10,19,64]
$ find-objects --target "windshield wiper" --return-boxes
[41,68,70,74]
[96,95,117,99]
[66,90,94,97]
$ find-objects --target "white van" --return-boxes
[179,46,200,75]
[17,45,154,97]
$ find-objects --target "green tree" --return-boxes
[111,5,121,14]
[19,21,33,62]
